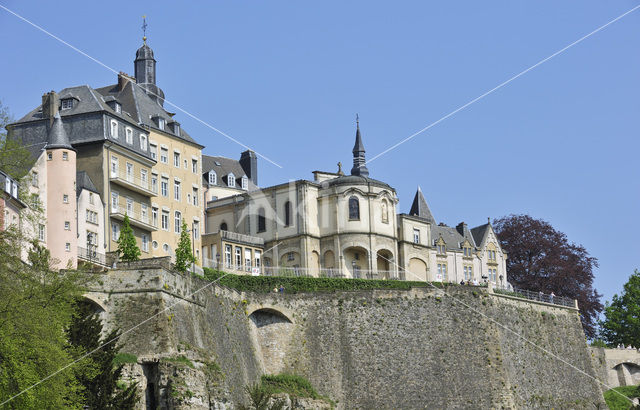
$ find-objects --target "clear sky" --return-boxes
[1,1,638,305]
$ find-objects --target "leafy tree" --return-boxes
[67,300,138,409]
[0,227,87,408]
[174,220,196,273]
[599,270,640,348]
[493,214,602,338]
[116,215,140,262]
[0,100,32,180]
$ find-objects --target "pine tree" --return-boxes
[174,220,196,273]
[117,214,140,262]
[67,300,138,409]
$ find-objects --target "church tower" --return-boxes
[45,110,77,268]
[350,116,369,177]
[134,17,165,106]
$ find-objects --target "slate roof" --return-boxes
[325,175,394,191]
[202,154,257,191]
[16,85,112,123]
[431,224,465,252]
[409,186,435,223]
[46,112,73,150]
[471,223,491,248]
[76,171,99,196]
[95,80,202,147]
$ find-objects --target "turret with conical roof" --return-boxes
[47,112,74,150]
[409,186,435,223]
[350,115,369,177]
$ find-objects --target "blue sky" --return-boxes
[1,1,638,304]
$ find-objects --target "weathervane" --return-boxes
[142,15,148,43]
[356,113,359,126]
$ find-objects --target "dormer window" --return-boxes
[125,127,133,144]
[463,244,473,257]
[61,99,74,110]
[114,102,121,114]
[227,173,235,188]
[158,118,165,130]
[241,176,248,190]
[437,244,446,255]
[208,170,217,185]
[140,134,147,151]
[172,122,180,136]
[110,121,118,138]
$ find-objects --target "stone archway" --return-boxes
[248,308,294,374]
[408,257,428,281]
[376,249,394,279]
[343,246,369,279]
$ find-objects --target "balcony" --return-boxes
[77,246,111,267]
[220,230,264,246]
[110,206,157,231]
[109,171,155,197]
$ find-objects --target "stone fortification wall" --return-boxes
[88,264,605,409]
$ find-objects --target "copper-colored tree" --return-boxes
[493,214,602,338]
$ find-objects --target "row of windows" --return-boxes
[223,244,261,271]
[46,151,69,161]
[111,222,150,252]
[110,120,147,150]
[151,146,199,173]
[207,170,248,190]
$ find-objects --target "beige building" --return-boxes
[203,122,509,286]
[0,170,25,232]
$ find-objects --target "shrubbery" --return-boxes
[203,268,451,294]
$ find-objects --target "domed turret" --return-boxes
[133,19,165,107]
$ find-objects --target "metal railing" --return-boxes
[77,246,108,266]
[110,171,153,193]
[111,206,151,226]
[493,286,575,308]
[220,230,265,246]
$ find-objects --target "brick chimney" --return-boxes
[239,150,258,186]
[41,91,59,125]
[118,71,136,91]
[456,222,468,236]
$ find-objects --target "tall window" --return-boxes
[241,176,248,190]
[225,245,232,267]
[245,248,252,271]
[193,221,199,239]
[151,174,158,193]
[192,159,198,173]
[110,156,118,177]
[348,196,360,220]
[413,228,420,244]
[126,198,133,215]
[141,169,148,187]
[235,247,242,268]
[437,244,446,255]
[142,234,149,252]
[160,147,168,164]
[125,127,133,144]
[174,211,181,233]
[255,250,261,270]
[173,152,180,167]
[208,171,216,185]
[38,224,45,241]
[174,180,181,201]
[111,121,118,138]
[227,173,235,188]
[126,162,133,181]
[257,207,266,232]
[140,134,147,150]
[111,222,120,240]
[192,187,198,206]
[150,143,157,160]
[141,203,148,222]
[111,192,119,212]
[284,201,292,227]
[161,177,168,197]
[161,211,169,231]
[152,207,158,227]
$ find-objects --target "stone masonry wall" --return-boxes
[88,264,605,409]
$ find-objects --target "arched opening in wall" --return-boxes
[343,246,369,278]
[248,308,293,375]
[408,257,428,282]
[219,222,228,232]
[614,362,640,386]
[142,362,159,409]
[279,251,301,275]
[310,251,320,276]
[376,249,394,279]
[323,250,335,277]
[76,296,107,326]
[381,199,389,224]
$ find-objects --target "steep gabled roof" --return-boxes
[471,223,490,248]
[409,186,435,223]
[76,171,99,196]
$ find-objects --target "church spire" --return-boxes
[350,114,369,177]
[409,186,435,223]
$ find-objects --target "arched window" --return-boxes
[220,222,228,231]
[381,199,389,223]
[284,201,292,227]
[227,172,235,188]
[348,196,360,220]
[257,207,266,232]
[208,170,217,185]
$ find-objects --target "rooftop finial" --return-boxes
[142,15,148,43]
[356,113,359,128]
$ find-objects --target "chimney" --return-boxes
[239,150,258,186]
[118,71,136,91]
[41,91,59,124]
[456,222,467,236]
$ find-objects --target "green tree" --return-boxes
[116,215,140,262]
[67,301,138,409]
[174,220,196,273]
[0,227,87,408]
[599,270,640,348]
[0,100,32,180]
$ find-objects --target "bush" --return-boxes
[260,374,320,399]
[603,385,640,410]
[203,268,449,294]
[590,339,607,348]
[112,353,138,366]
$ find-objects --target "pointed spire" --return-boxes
[409,186,434,223]
[350,114,369,177]
[46,112,74,150]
